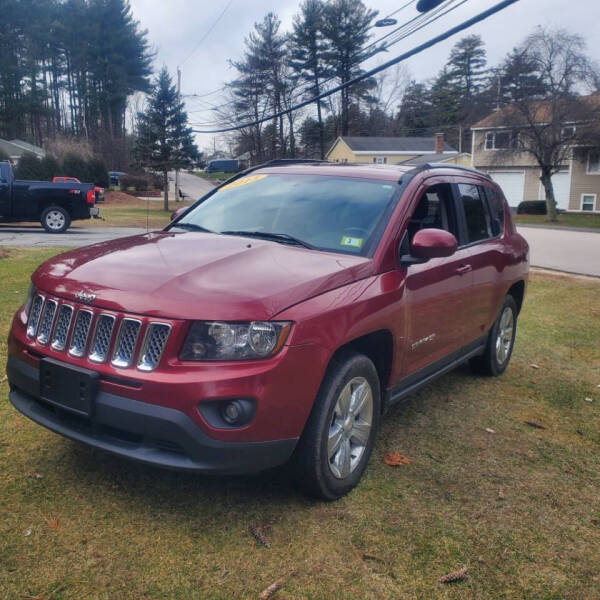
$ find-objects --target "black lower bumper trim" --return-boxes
[7,356,297,474]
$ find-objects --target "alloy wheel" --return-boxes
[327,376,373,479]
[495,306,514,365]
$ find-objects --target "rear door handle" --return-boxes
[456,264,472,275]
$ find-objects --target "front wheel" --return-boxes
[291,352,381,500]
[41,206,71,233]
[470,295,518,376]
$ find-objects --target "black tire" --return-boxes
[291,352,381,500]
[41,206,71,233]
[470,295,518,376]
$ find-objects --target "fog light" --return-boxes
[222,400,243,424]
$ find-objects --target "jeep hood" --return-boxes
[32,232,373,320]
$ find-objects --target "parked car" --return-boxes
[205,159,239,173]
[52,176,105,203]
[0,161,99,233]
[6,160,528,499]
[108,171,127,186]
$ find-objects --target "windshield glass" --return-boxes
[174,173,398,255]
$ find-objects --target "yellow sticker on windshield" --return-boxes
[341,236,363,249]
[219,174,267,191]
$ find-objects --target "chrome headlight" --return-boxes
[23,283,35,320]
[180,321,292,361]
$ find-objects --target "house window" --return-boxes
[581,194,596,211]
[587,151,600,174]
[373,156,387,164]
[561,125,576,140]
[484,131,511,150]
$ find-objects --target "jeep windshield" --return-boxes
[171,173,399,255]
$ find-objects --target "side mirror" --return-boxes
[411,228,458,260]
[170,206,187,221]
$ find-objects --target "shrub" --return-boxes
[61,153,89,182]
[119,174,154,192]
[517,200,547,215]
[86,157,109,187]
[14,152,44,180]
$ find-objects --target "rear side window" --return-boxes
[484,187,506,236]
[457,183,492,243]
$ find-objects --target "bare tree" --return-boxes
[499,27,600,220]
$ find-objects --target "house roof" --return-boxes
[0,138,45,159]
[331,136,456,154]
[472,93,600,129]
[400,152,470,166]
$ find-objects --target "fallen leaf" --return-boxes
[44,517,60,530]
[485,428,496,434]
[249,526,270,548]
[25,472,43,480]
[577,430,584,436]
[24,527,32,537]
[530,363,540,369]
[0,375,7,383]
[585,397,593,403]
[498,486,505,500]
[524,421,546,430]
[438,565,467,584]
[382,452,411,466]
[259,577,286,600]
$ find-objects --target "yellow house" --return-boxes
[326,134,466,165]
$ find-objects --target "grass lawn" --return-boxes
[514,211,600,229]
[194,171,232,184]
[1,248,599,599]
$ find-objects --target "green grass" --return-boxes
[514,211,600,229]
[193,171,233,184]
[1,249,599,599]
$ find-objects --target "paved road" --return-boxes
[517,226,600,277]
[169,171,215,201]
[0,225,146,248]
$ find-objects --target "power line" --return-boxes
[192,0,463,124]
[181,0,235,66]
[194,0,519,134]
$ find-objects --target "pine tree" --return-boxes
[321,0,378,136]
[135,68,199,210]
[447,35,487,99]
[289,0,331,159]
[395,81,432,136]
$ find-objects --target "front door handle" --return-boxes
[456,264,472,276]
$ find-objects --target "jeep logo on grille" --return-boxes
[76,291,96,304]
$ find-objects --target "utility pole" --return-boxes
[175,66,181,202]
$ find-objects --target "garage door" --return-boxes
[488,172,525,207]
[538,170,571,210]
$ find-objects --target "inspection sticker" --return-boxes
[219,174,267,191]
[341,236,363,248]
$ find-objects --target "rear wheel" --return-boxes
[292,352,381,500]
[41,206,70,233]
[470,295,517,376]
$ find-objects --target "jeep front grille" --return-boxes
[69,310,93,357]
[25,292,173,372]
[88,314,116,363]
[112,318,142,368]
[51,304,73,351]
[37,299,57,345]
[26,294,44,338]
[137,323,171,372]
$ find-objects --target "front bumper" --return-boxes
[7,356,297,474]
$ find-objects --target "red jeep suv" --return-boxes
[7,161,529,499]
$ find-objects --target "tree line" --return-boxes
[0,0,152,168]
[217,0,598,164]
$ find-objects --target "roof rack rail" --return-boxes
[260,158,329,167]
[416,162,492,179]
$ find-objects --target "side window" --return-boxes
[458,183,492,244]
[484,186,505,236]
[408,183,457,242]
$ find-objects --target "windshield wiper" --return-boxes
[171,222,214,233]
[220,230,315,249]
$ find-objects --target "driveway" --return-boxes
[0,225,146,248]
[517,226,600,277]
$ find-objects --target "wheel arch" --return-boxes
[327,329,394,405]
[507,280,525,314]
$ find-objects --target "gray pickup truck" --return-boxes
[0,161,99,233]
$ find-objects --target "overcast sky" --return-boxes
[128,0,600,151]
